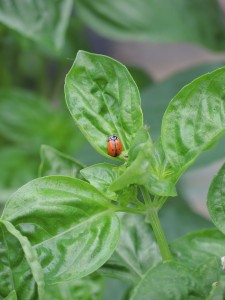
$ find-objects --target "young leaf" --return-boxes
[207,162,225,234]
[39,145,84,178]
[81,164,140,208]
[145,138,177,196]
[65,51,143,159]
[162,67,225,172]
[81,163,119,200]
[0,0,73,51]
[75,0,225,50]
[0,222,38,300]
[100,213,161,284]
[2,176,120,284]
[110,128,153,191]
[130,261,201,300]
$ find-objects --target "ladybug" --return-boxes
[107,135,122,157]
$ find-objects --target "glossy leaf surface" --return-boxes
[207,162,225,234]
[100,213,161,283]
[145,138,177,196]
[142,62,225,171]
[162,67,225,171]
[39,145,84,178]
[81,163,119,200]
[2,176,120,284]
[65,51,143,159]
[110,128,153,191]
[75,0,225,50]
[0,0,73,51]
[0,222,38,300]
[131,261,201,300]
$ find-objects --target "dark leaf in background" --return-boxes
[0,0,73,52]
[39,145,84,178]
[75,0,225,50]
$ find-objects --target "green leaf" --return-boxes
[0,222,38,300]
[0,89,84,155]
[206,276,225,300]
[145,138,177,196]
[0,147,37,204]
[172,229,225,298]
[2,176,120,284]
[110,128,153,191]
[4,290,17,300]
[39,145,85,178]
[172,229,225,270]
[65,50,143,159]
[130,261,201,300]
[0,0,73,52]
[1,221,45,299]
[100,213,161,284]
[45,274,104,300]
[162,67,225,172]
[81,163,119,200]
[207,162,225,234]
[142,62,225,142]
[75,0,225,50]
[75,164,140,208]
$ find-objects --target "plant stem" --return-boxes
[147,208,173,262]
[140,186,173,262]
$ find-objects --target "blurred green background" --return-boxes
[1,1,225,299]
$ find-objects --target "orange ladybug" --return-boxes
[107,135,122,157]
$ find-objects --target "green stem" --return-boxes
[147,208,173,262]
[140,186,173,262]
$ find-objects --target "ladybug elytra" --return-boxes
[107,135,122,157]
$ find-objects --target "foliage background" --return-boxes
[1,0,225,299]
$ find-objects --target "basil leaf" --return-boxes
[100,213,161,284]
[75,0,225,50]
[110,128,152,191]
[172,229,225,298]
[0,89,84,155]
[145,138,177,196]
[207,162,225,234]
[3,290,17,300]
[162,67,225,172]
[0,222,38,300]
[65,51,143,159]
[0,0,72,51]
[206,276,225,300]
[130,261,201,300]
[2,176,120,284]
[45,274,103,300]
[39,145,84,178]
[81,163,118,200]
